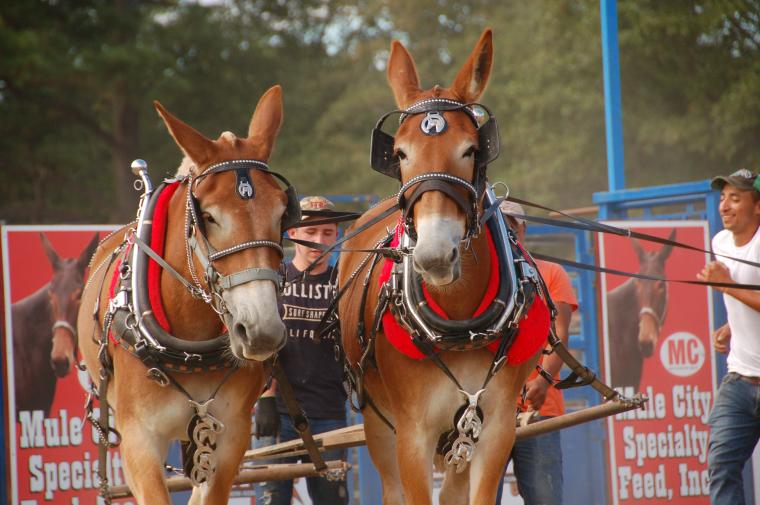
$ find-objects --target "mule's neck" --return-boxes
[423,229,491,321]
[12,285,54,336]
[160,185,226,341]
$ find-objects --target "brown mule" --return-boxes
[337,30,544,504]
[77,85,292,504]
[13,232,99,416]
[608,230,676,390]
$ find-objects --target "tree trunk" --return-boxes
[110,0,141,223]
[111,86,140,223]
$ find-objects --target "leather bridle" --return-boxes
[183,159,301,315]
[370,98,500,241]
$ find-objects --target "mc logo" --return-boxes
[659,332,705,377]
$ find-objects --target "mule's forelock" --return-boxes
[219,131,237,142]
[174,156,196,177]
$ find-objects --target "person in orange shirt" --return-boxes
[495,201,579,505]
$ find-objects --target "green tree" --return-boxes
[1,0,758,223]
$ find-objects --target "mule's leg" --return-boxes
[467,418,514,505]
[118,420,173,505]
[437,456,470,505]
[364,405,406,505]
[188,409,252,505]
[468,358,537,505]
[395,418,439,505]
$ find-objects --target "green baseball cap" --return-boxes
[711,168,760,193]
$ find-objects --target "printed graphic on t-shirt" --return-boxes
[283,281,334,300]
[282,277,335,341]
[277,264,346,419]
[283,304,327,323]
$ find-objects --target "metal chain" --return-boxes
[183,185,214,304]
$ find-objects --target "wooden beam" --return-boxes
[107,460,349,498]
[243,396,646,462]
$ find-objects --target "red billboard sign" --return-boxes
[2,225,134,505]
[598,221,716,504]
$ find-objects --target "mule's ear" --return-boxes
[247,85,284,160]
[658,229,676,262]
[450,29,493,103]
[154,101,214,166]
[387,40,421,109]
[39,233,61,271]
[631,238,646,262]
[76,233,99,273]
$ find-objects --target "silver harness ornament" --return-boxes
[187,398,226,486]
[443,389,486,473]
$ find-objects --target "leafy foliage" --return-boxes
[1,0,758,223]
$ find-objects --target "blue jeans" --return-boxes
[254,414,348,505]
[708,372,760,505]
[495,416,563,505]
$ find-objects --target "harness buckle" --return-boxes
[514,258,539,285]
[146,367,171,387]
[126,227,137,245]
[108,289,129,314]
[518,260,539,285]
[183,352,203,364]
[119,262,131,280]
[509,291,527,328]
[507,228,519,245]
[210,291,228,315]
[133,339,146,354]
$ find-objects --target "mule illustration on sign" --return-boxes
[12,233,99,417]
[607,230,676,391]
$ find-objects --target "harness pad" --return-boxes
[377,226,550,364]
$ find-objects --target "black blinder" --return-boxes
[188,192,206,237]
[370,126,401,179]
[281,185,302,231]
[474,116,500,169]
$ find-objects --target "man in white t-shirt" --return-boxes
[697,168,760,505]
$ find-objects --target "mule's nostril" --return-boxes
[51,358,71,377]
[448,247,458,263]
[233,323,248,341]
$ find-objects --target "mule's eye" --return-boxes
[463,146,477,158]
[202,212,217,225]
[394,149,407,161]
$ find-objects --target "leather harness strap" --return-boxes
[272,363,328,472]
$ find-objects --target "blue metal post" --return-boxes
[600,0,625,192]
